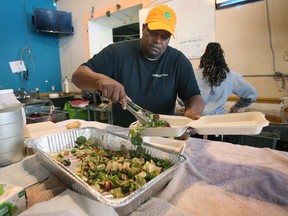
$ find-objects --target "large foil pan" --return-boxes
[25,127,186,215]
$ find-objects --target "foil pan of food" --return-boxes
[25,127,186,215]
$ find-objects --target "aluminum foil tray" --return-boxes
[25,127,186,215]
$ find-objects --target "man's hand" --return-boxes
[184,109,201,120]
[96,75,128,109]
[97,76,125,99]
[178,127,196,140]
[183,95,204,120]
[72,66,128,109]
[229,106,240,113]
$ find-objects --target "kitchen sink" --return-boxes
[14,90,44,105]
[25,105,68,124]
[17,98,46,104]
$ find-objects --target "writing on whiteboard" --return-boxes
[177,27,214,59]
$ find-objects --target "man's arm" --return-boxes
[72,65,128,107]
[183,95,204,120]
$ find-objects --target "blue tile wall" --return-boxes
[0,0,70,93]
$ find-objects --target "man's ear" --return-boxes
[142,23,147,32]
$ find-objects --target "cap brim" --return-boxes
[147,22,175,38]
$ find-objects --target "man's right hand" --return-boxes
[96,75,127,109]
[72,66,127,109]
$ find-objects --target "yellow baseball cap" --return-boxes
[145,5,176,38]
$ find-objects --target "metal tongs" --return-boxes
[124,100,154,124]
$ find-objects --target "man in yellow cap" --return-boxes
[72,5,204,127]
[144,5,176,38]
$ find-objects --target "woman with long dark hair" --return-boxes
[195,42,257,115]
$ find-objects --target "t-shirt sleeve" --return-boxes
[82,44,115,77]
[177,54,201,102]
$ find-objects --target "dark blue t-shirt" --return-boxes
[83,39,200,127]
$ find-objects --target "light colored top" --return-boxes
[194,68,257,116]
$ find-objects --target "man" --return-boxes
[72,5,204,127]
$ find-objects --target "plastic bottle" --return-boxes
[64,76,69,93]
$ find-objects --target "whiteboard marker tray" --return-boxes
[140,112,269,137]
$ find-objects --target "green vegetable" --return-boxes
[0,184,5,196]
[0,202,18,215]
[52,136,172,198]
[76,136,87,145]
[129,114,170,146]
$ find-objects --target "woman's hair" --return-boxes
[199,42,230,88]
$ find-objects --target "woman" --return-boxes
[194,42,257,116]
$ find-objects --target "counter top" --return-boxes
[1,120,288,216]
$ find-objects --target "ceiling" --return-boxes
[92,4,142,28]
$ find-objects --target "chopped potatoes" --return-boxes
[51,136,172,198]
[66,121,81,129]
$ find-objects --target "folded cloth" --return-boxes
[25,175,67,208]
[130,138,288,216]
[19,189,118,216]
[0,155,51,188]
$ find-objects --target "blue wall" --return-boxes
[0,0,71,93]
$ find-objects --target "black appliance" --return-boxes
[82,90,100,104]
[32,8,74,34]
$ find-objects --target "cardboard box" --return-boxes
[0,183,26,216]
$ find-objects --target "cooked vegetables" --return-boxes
[52,136,172,198]
[129,113,170,146]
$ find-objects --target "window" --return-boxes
[216,0,262,9]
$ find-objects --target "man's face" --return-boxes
[140,24,171,60]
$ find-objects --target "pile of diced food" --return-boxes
[129,113,171,146]
[51,136,172,198]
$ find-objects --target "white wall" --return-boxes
[57,0,288,100]
[214,0,288,99]
[88,22,113,57]
[56,0,91,83]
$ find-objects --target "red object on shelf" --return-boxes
[70,100,89,107]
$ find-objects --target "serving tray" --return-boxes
[140,112,269,137]
[25,127,186,216]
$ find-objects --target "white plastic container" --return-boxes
[0,89,26,166]
[0,104,26,166]
[0,183,26,215]
[143,136,185,154]
[139,112,269,137]
[0,89,26,125]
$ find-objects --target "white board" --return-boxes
[139,0,215,59]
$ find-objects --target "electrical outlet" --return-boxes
[285,49,288,61]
